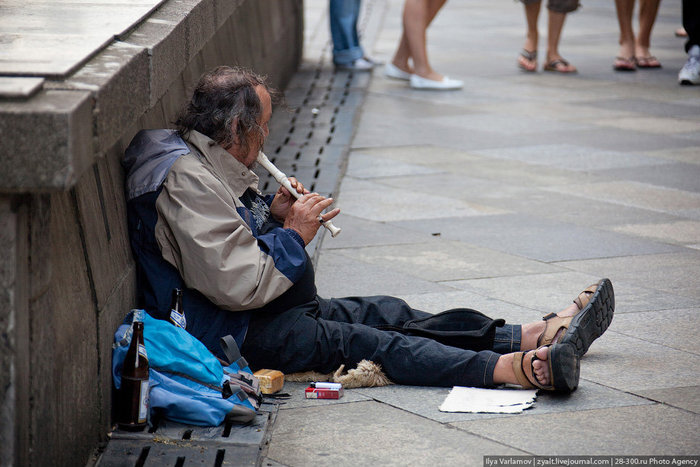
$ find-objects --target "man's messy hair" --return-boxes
[176,66,274,152]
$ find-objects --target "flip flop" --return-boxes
[614,56,636,71]
[636,56,662,68]
[518,49,537,72]
[544,58,577,73]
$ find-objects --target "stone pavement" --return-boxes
[261,0,700,465]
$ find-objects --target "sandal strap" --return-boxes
[512,351,538,389]
[537,314,571,347]
[538,283,600,346]
[520,49,537,60]
[573,283,598,310]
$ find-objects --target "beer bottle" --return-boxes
[169,288,187,330]
[117,320,149,431]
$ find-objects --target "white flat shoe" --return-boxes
[385,63,411,81]
[410,74,463,90]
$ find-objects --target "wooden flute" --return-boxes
[257,151,341,237]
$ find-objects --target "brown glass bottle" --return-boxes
[169,288,187,330]
[117,320,149,431]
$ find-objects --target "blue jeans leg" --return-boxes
[329,0,364,65]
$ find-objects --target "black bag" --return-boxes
[375,308,505,351]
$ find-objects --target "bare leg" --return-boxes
[524,1,541,53]
[545,10,576,71]
[635,0,661,58]
[615,0,637,60]
[518,1,541,71]
[392,0,447,80]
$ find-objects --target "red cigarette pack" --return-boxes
[304,386,344,399]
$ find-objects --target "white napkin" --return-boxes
[439,386,537,414]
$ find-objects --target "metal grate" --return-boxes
[97,403,278,466]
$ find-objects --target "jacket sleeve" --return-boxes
[153,156,308,311]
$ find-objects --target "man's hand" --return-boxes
[283,192,340,245]
[270,177,307,222]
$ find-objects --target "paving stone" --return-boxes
[576,331,700,392]
[315,251,456,298]
[611,220,700,246]
[266,401,526,466]
[544,127,696,153]
[635,386,700,414]
[274,382,372,410]
[581,97,699,120]
[453,405,699,455]
[555,252,700,300]
[643,147,700,165]
[330,241,559,282]
[357,380,651,424]
[598,162,700,194]
[441,272,698,314]
[593,116,700,135]
[391,213,682,262]
[319,213,432,250]
[337,177,507,222]
[345,151,443,179]
[548,180,700,218]
[471,143,665,171]
[610,308,700,354]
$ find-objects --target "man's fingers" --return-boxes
[319,208,340,222]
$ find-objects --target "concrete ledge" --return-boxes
[0,90,93,191]
[0,0,302,193]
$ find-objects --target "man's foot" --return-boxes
[679,45,700,85]
[537,279,615,358]
[518,49,537,72]
[512,344,579,393]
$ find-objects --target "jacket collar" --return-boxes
[185,130,260,198]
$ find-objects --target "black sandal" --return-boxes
[512,344,580,393]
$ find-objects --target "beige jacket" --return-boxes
[153,130,310,312]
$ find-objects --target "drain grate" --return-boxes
[97,403,277,466]
[257,65,368,199]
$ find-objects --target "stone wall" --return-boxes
[0,1,303,465]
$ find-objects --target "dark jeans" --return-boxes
[241,295,522,388]
[684,0,699,52]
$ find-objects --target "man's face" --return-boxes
[232,85,272,168]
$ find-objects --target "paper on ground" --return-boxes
[439,386,538,414]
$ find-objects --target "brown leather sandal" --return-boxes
[538,279,615,357]
[512,344,580,393]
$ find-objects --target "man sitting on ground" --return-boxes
[123,66,615,393]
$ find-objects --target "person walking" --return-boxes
[330,0,378,71]
[516,0,579,74]
[385,0,463,90]
[613,0,662,71]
